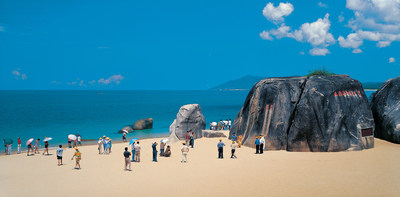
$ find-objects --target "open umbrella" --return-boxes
[26,138,34,146]
[211,122,217,126]
[43,137,53,142]
[160,138,169,143]
[4,138,13,145]
[129,138,138,145]
[68,134,77,141]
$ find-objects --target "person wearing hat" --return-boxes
[97,138,103,154]
[71,147,82,169]
[217,139,225,159]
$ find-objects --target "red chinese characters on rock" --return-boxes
[334,90,362,98]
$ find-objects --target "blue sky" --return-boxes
[0,0,399,90]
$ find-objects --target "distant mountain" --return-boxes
[210,75,265,90]
[362,82,383,90]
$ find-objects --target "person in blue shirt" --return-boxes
[152,142,158,162]
[255,137,260,154]
[189,130,194,148]
[231,133,238,142]
[217,139,225,159]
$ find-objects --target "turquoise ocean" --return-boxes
[0,90,375,151]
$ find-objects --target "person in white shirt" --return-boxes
[181,142,189,163]
[134,141,141,162]
[228,119,232,129]
[56,145,64,166]
[77,135,82,146]
[230,141,237,158]
[259,135,265,154]
[97,138,103,154]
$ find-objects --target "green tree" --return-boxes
[307,67,336,76]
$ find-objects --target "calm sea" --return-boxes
[0,90,375,150]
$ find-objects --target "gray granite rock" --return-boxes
[202,130,227,138]
[371,76,400,143]
[132,118,153,130]
[118,126,133,133]
[169,104,206,140]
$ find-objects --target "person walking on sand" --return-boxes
[255,137,260,154]
[259,135,265,154]
[217,139,225,159]
[71,147,81,169]
[231,141,237,159]
[134,141,141,162]
[77,135,82,146]
[164,145,171,157]
[17,137,22,154]
[123,147,131,171]
[97,138,103,154]
[43,138,49,155]
[152,142,158,162]
[122,132,127,142]
[68,138,72,148]
[102,136,107,153]
[109,139,112,153]
[231,133,238,142]
[181,142,189,163]
[189,130,194,148]
[34,138,40,154]
[27,141,34,156]
[56,145,64,166]
[131,141,136,162]
[185,131,190,147]
[238,134,243,148]
[160,141,165,157]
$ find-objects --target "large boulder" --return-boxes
[118,126,133,133]
[169,104,206,141]
[230,75,375,152]
[202,130,227,138]
[132,118,153,130]
[371,76,400,143]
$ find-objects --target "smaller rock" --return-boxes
[202,130,227,138]
[132,118,153,130]
[118,126,133,133]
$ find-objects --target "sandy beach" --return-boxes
[0,136,399,197]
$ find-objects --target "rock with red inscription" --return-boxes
[230,75,374,152]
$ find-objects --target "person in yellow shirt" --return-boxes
[238,134,243,148]
[71,147,82,169]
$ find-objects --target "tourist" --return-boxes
[181,142,189,163]
[152,142,158,162]
[185,131,190,147]
[77,135,82,146]
[34,138,40,154]
[259,135,265,154]
[164,145,171,157]
[228,119,232,129]
[68,138,72,148]
[104,137,110,154]
[134,141,141,162]
[217,139,225,159]
[231,141,237,159]
[238,134,243,148]
[189,130,194,148]
[231,133,238,142]
[73,139,77,147]
[42,138,49,155]
[123,147,131,171]
[97,138,103,154]
[6,141,12,155]
[131,141,135,162]
[27,140,34,156]
[3,139,6,154]
[102,136,107,153]
[71,147,82,169]
[122,132,127,142]
[56,145,64,166]
[160,141,165,156]
[224,119,229,130]
[255,137,260,154]
[17,137,21,154]
[109,138,112,153]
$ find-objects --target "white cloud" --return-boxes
[352,48,362,53]
[262,2,294,24]
[98,74,124,85]
[12,68,27,80]
[339,0,400,51]
[389,57,395,63]
[318,2,328,8]
[309,48,330,56]
[338,33,363,52]
[260,13,335,56]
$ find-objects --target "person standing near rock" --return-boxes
[259,135,265,154]
[181,142,189,163]
[185,131,190,147]
[131,141,136,162]
[160,142,165,156]
[164,145,171,157]
[17,137,21,154]
[255,137,260,154]
[228,119,232,130]
[189,130,194,148]
[238,134,243,148]
[123,147,131,171]
[134,141,141,162]
[217,139,225,159]
[230,141,237,159]
[231,133,238,142]
[152,142,158,162]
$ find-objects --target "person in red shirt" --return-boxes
[185,131,190,146]
[17,137,21,154]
